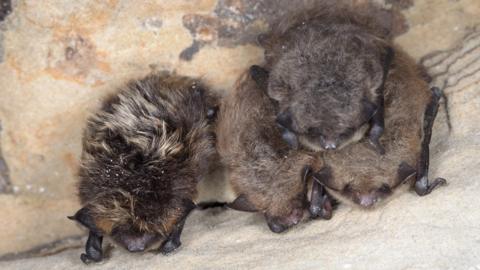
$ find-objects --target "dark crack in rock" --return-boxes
[0,122,11,193]
[181,14,219,61]
[421,28,480,93]
[0,0,12,22]
[180,0,408,61]
[0,235,86,262]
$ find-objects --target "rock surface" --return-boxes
[0,0,479,269]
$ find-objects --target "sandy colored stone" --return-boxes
[0,195,81,255]
[395,0,480,59]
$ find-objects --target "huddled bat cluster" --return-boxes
[250,2,446,212]
[312,49,447,209]
[70,2,447,264]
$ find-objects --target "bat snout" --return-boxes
[356,193,379,208]
[117,232,158,253]
[126,241,146,252]
[323,140,337,150]
[319,135,338,151]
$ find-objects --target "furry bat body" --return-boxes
[69,74,218,263]
[216,69,325,233]
[255,3,395,153]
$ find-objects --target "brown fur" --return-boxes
[318,47,433,208]
[258,2,394,151]
[216,71,321,232]
[74,73,218,249]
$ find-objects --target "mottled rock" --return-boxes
[180,0,408,60]
[0,122,10,193]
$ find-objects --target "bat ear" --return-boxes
[68,207,101,234]
[397,162,417,185]
[249,65,269,90]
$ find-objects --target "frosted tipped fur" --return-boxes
[75,73,218,243]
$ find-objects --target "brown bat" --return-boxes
[309,47,447,212]
[253,3,395,154]
[216,67,327,233]
[68,74,219,264]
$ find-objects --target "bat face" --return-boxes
[70,190,194,252]
[339,181,394,208]
[276,107,375,152]
[314,161,416,209]
[110,224,161,252]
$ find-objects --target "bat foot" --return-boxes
[415,176,447,196]
[80,252,102,264]
[160,238,182,255]
[80,231,103,264]
[309,194,333,220]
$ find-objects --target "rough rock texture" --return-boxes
[0,0,479,269]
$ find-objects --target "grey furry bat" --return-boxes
[68,74,219,263]
[309,48,446,212]
[216,68,326,233]
[254,3,395,153]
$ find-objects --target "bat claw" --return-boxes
[80,252,102,264]
[415,176,447,196]
[159,213,189,255]
[310,194,333,220]
[80,231,103,264]
[309,176,334,220]
[160,238,182,254]
[319,195,333,220]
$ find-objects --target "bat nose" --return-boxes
[288,208,304,225]
[324,140,337,150]
[358,194,378,208]
[122,233,157,252]
[126,241,146,252]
